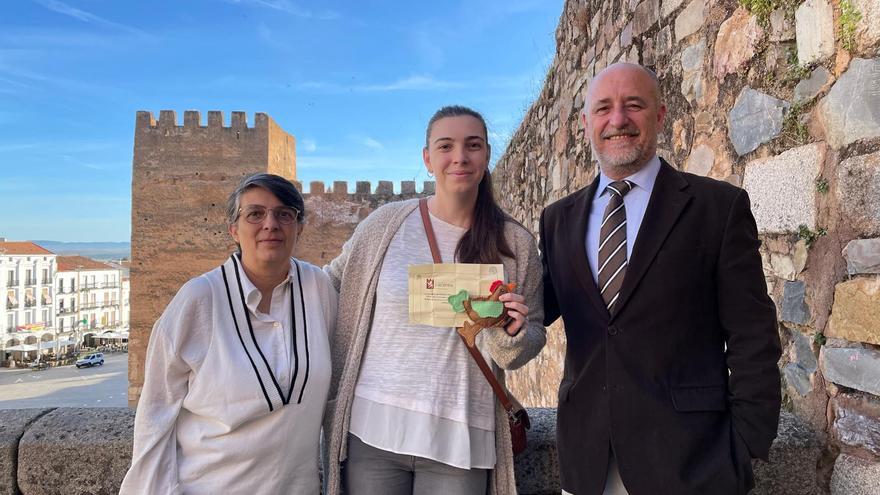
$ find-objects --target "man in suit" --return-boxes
[540,62,781,495]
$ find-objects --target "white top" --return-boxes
[586,155,662,283]
[120,255,338,495]
[349,210,497,469]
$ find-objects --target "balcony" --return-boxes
[24,279,37,287]
[6,301,16,310]
[57,307,76,315]
[78,282,119,291]
[42,278,51,285]
[24,300,36,308]
[6,279,19,286]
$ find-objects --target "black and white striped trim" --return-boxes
[221,255,310,412]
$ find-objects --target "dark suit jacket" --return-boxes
[540,160,781,495]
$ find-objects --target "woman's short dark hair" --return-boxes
[225,173,305,226]
[424,105,514,264]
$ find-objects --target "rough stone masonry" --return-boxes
[492,0,880,491]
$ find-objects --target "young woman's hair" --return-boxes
[425,105,515,264]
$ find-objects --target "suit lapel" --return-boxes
[566,177,609,318]
[611,160,692,319]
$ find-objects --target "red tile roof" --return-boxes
[56,255,115,272]
[0,241,53,255]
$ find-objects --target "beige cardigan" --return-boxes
[322,198,546,495]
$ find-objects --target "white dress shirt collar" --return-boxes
[233,253,296,312]
[595,154,662,199]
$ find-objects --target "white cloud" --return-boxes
[224,0,339,20]
[295,75,465,93]
[30,0,151,37]
[359,75,464,92]
[295,81,340,91]
[347,135,383,150]
[299,138,317,153]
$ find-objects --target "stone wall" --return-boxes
[129,111,433,405]
[0,408,825,495]
[493,0,880,487]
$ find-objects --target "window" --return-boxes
[42,269,49,284]
[41,309,49,324]
[6,314,13,330]
[7,270,14,284]
[59,279,64,293]
[25,312,32,324]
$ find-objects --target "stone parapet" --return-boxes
[17,408,135,495]
[0,409,52,495]
[0,408,824,494]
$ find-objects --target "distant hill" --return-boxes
[33,241,131,261]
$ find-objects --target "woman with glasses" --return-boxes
[121,173,337,494]
[323,106,546,495]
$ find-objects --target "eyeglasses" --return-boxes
[238,205,301,225]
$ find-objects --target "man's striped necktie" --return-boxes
[598,180,634,312]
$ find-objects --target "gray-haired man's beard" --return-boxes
[590,140,647,176]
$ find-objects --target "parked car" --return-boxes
[75,353,105,368]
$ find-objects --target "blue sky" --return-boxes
[0,0,562,242]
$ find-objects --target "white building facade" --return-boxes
[1,240,129,366]
[56,256,126,347]
[1,241,58,364]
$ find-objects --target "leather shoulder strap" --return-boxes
[461,337,516,413]
[417,198,515,414]
[419,198,442,263]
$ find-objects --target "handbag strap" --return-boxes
[418,198,517,416]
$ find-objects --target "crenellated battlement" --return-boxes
[295,180,435,198]
[136,110,271,130]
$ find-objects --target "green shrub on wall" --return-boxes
[839,0,863,51]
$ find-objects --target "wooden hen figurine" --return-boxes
[448,280,517,347]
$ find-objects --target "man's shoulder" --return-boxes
[543,185,592,218]
[676,169,743,204]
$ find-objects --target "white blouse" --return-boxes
[120,255,338,495]
[349,210,496,469]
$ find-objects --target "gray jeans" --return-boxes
[343,434,489,495]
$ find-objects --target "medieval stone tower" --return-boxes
[128,110,295,405]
